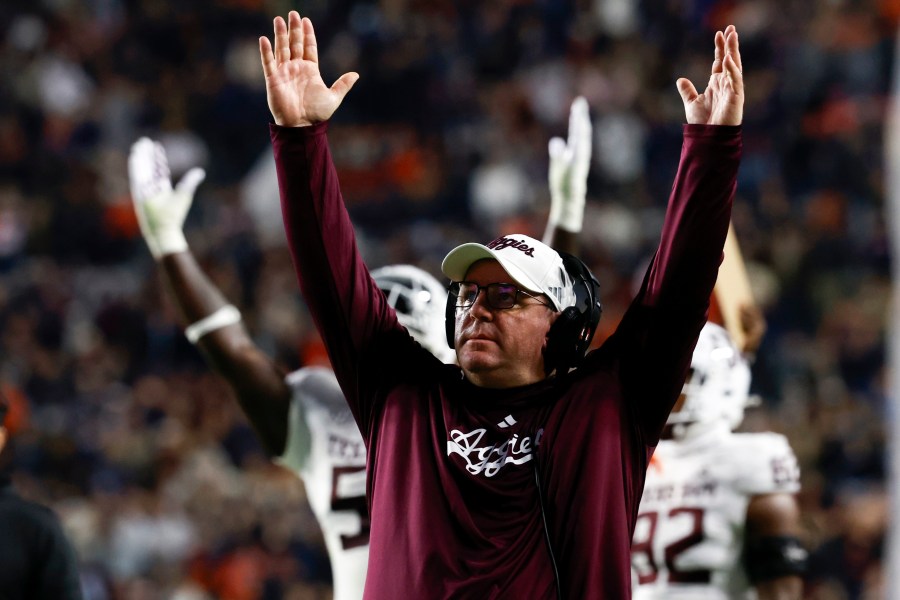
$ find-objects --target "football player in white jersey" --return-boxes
[127,138,452,600]
[126,94,592,598]
[631,321,807,599]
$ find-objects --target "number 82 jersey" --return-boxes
[631,425,800,600]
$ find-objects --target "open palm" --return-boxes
[677,25,744,126]
[259,12,359,127]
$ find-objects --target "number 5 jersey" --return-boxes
[276,367,368,600]
[631,424,800,599]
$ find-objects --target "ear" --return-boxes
[0,427,7,454]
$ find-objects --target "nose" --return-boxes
[467,288,494,321]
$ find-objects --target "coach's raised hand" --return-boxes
[677,25,744,126]
[259,12,359,127]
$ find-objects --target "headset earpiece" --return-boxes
[445,285,456,348]
[544,306,584,375]
[544,253,603,376]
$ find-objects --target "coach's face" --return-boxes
[454,259,558,389]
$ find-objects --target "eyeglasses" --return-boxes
[449,281,551,310]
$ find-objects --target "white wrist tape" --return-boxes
[155,228,189,258]
[184,305,242,344]
[548,196,585,233]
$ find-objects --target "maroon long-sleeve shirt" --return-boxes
[272,121,741,599]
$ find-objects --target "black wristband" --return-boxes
[744,535,808,583]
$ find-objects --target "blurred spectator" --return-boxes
[0,390,84,599]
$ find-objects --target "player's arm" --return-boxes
[542,96,591,256]
[739,302,767,357]
[128,138,291,456]
[712,219,768,354]
[744,493,806,600]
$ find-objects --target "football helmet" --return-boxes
[372,265,455,364]
[667,322,752,437]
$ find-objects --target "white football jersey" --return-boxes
[631,425,800,600]
[276,367,368,600]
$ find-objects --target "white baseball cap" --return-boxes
[441,234,576,311]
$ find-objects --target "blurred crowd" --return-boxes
[0,0,892,598]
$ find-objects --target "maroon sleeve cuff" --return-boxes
[269,120,330,141]
[682,123,742,138]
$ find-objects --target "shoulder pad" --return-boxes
[727,433,800,495]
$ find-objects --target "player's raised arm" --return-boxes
[259,11,358,127]
[740,302,768,357]
[543,96,591,255]
[128,138,291,456]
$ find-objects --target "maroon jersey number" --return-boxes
[771,455,800,487]
[633,507,711,584]
[632,511,660,584]
[330,466,370,550]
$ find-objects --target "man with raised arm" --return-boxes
[128,93,592,599]
[261,11,744,598]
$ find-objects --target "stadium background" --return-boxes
[0,0,890,598]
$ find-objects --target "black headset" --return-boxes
[544,252,603,375]
[444,251,602,376]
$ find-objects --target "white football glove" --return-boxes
[548,96,592,233]
[128,137,206,259]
